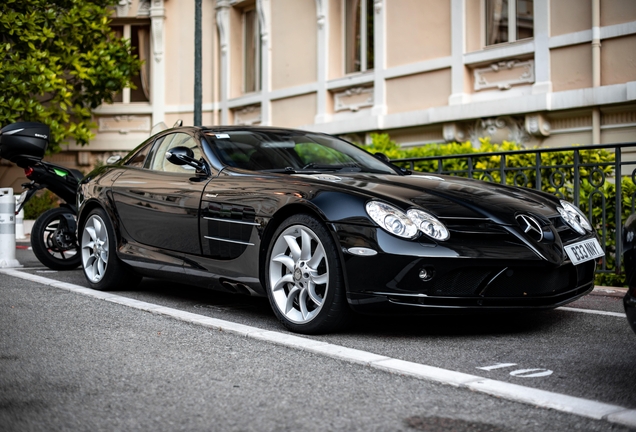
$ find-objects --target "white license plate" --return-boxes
[564,238,604,265]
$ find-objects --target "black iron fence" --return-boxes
[391,143,636,285]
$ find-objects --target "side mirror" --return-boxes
[106,155,122,165]
[373,152,390,163]
[165,146,209,175]
[165,146,194,166]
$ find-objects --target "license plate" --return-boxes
[564,238,604,265]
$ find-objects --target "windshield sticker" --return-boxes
[215,134,230,139]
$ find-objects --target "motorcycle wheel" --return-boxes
[30,207,81,270]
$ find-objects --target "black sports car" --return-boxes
[77,126,604,334]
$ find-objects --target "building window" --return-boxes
[244,7,261,93]
[345,0,374,74]
[111,23,151,103]
[486,0,534,46]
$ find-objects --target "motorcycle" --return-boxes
[0,122,82,270]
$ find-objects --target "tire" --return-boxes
[30,207,81,271]
[80,207,141,290]
[265,214,350,334]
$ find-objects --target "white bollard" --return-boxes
[0,188,22,268]
[15,195,26,240]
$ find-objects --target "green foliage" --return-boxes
[0,0,142,152]
[362,133,631,287]
[23,189,58,219]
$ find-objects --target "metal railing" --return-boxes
[392,143,636,279]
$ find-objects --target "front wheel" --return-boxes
[265,214,350,334]
[31,207,81,270]
[80,207,141,291]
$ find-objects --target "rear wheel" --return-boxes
[30,207,81,270]
[265,214,350,334]
[80,207,141,290]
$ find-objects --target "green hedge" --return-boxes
[362,133,630,287]
[22,190,59,220]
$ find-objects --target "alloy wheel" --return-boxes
[81,214,110,283]
[268,224,329,324]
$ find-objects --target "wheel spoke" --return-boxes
[306,282,323,305]
[283,235,301,261]
[94,218,103,240]
[84,226,97,246]
[298,288,309,319]
[300,229,312,261]
[272,274,294,292]
[285,286,301,314]
[97,256,105,278]
[273,253,295,272]
[307,247,324,269]
[310,271,328,285]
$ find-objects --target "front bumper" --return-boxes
[334,223,597,314]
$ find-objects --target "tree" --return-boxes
[0,0,142,152]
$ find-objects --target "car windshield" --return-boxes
[204,130,397,175]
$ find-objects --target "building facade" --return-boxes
[2,0,636,190]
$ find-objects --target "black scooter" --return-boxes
[0,122,81,270]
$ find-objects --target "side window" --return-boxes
[146,133,203,173]
[143,136,166,169]
[125,142,152,168]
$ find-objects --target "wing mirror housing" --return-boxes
[374,151,411,175]
[165,146,209,175]
[373,152,390,163]
[106,155,122,165]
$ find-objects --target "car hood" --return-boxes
[294,172,560,225]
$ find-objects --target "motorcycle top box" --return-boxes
[0,122,49,167]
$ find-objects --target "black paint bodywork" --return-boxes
[622,214,636,334]
[77,126,599,314]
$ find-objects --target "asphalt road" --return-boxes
[1,245,635,431]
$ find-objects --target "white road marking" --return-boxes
[477,363,553,378]
[476,363,517,371]
[508,368,554,378]
[2,268,635,429]
[558,306,626,318]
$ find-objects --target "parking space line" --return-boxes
[558,306,626,318]
[2,267,635,429]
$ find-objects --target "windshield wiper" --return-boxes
[301,162,361,172]
[261,166,299,174]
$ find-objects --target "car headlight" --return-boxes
[558,200,592,235]
[365,201,450,241]
[407,209,450,241]
[365,201,418,239]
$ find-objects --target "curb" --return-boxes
[591,286,628,298]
